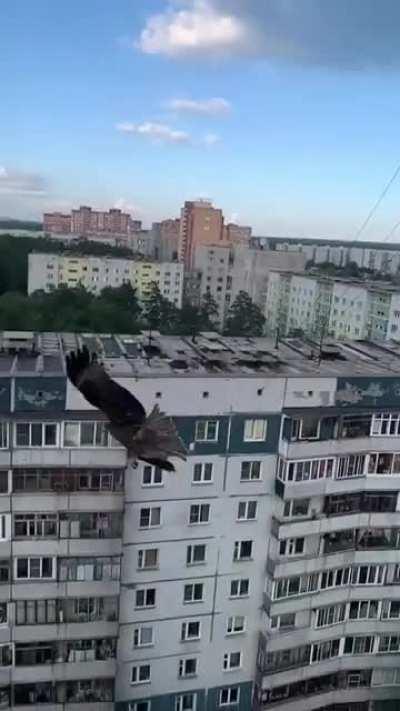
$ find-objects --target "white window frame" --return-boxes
[189,503,210,525]
[178,657,198,678]
[299,417,320,440]
[237,501,257,521]
[349,599,379,621]
[139,506,161,529]
[192,462,213,484]
[279,537,304,557]
[371,413,400,436]
[186,544,206,566]
[270,613,296,630]
[194,420,219,442]
[183,583,204,604]
[137,548,159,570]
[315,603,346,628]
[15,422,59,448]
[131,663,151,685]
[226,615,246,635]
[129,702,151,711]
[219,688,240,706]
[133,625,154,648]
[223,651,242,671]
[230,578,249,598]
[310,638,340,664]
[14,513,57,539]
[283,498,310,518]
[233,540,253,561]
[15,556,55,580]
[63,421,119,448]
[181,621,201,642]
[0,423,8,449]
[240,460,262,481]
[135,588,156,609]
[243,419,267,442]
[142,465,163,487]
[175,693,197,711]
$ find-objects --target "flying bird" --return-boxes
[66,346,187,472]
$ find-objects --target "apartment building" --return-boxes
[0,331,400,711]
[192,245,306,327]
[43,207,141,237]
[254,236,400,277]
[265,271,400,341]
[28,253,184,307]
[179,201,225,269]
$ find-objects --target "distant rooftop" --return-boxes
[2,331,400,378]
[253,235,400,252]
[268,269,400,292]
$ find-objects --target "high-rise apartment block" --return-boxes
[0,331,399,711]
[28,253,184,306]
[43,206,141,238]
[265,271,400,341]
[152,219,180,262]
[179,201,225,269]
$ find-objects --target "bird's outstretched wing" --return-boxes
[66,346,146,426]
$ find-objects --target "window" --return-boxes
[14,513,57,538]
[135,588,156,609]
[283,499,309,518]
[351,564,385,585]
[371,412,400,436]
[137,549,159,570]
[139,507,161,529]
[175,693,197,711]
[181,621,201,641]
[0,423,8,449]
[192,462,213,484]
[129,703,151,711]
[243,419,267,442]
[349,600,378,620]
[133,626,153,648]
[237,501,257,521]
[230,579,249,598]
[58,556,120,582]
[240,461,262,481]
[131,664,151,685]
[368,452,400,476]
[142,465,163,487]
[344,636,374,655]
[299,417,320,440]
[226,616,245,634]
[219,688,240,706]
[63,421,118,448]
[186,544,206,565]
[223,651,242,670]
[337,455,365,479]
[16,557,54,580]
[178,658,198,678]
[315,604,346,628]
[311,638,340,663]
[280,457,334,482]
[273,573,318,600]
[195,420,219,442]
[184,583,204,603]
[279,537,304,556]
[189,504,210,525]
[382,600,400,619]
[233,540,253,561]
[270,613,295,630]
[15,422,58,447]
[320,566,351,590]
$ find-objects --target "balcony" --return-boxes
[12,677,114,706]
[323,528,400,555]
[13,639,117,683]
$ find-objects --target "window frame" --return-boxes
[233,540,253,561]
[192,462,213,484]
[186,544,206,566]
[178,657,198,678]
[183,582,204,604]
[243,419,267,442]
[223,651,242,671]
[237,500,257,521]
[181,620,201,642]
[189,503,210,525]
[142,465,163,487]
[230,578,249,598]
[133,625,154,648]
[15,422,59,448]
[219,687,240,707]
[139,506,161,529]
[135,588,156,609]
[226,615,246,635]
[240,460,262,481]
[194,420,219,443]
[131,663,151,685]
[137,548,159,570]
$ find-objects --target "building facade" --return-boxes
[265,271,400,341]
[44,207,141,238]
[0,332,400,710]
[179,201,225,269]
[28,254,184,307]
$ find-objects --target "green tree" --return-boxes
[199,291,219,330]
[143,282,180,334]
[224,290,265,337]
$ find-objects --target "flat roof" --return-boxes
[2,331,400,378]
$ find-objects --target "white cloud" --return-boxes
[167,97,231,116]
[203,133,220,146]
[116,121,190,144]
[0,166,46,195]
[114,197,142,215]
[137,0,250,57]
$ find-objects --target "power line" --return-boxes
[353,160,400,242]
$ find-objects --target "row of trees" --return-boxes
[0,283,265,337]
[0,234,136,295]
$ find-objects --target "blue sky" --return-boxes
[3,0,400,239]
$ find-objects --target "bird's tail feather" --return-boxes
[131,405,187,467]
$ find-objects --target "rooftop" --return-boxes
[269,269,400,292]
[254,235,400,252]
[2,331,400,379]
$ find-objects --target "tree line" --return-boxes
[0,283,265,337]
